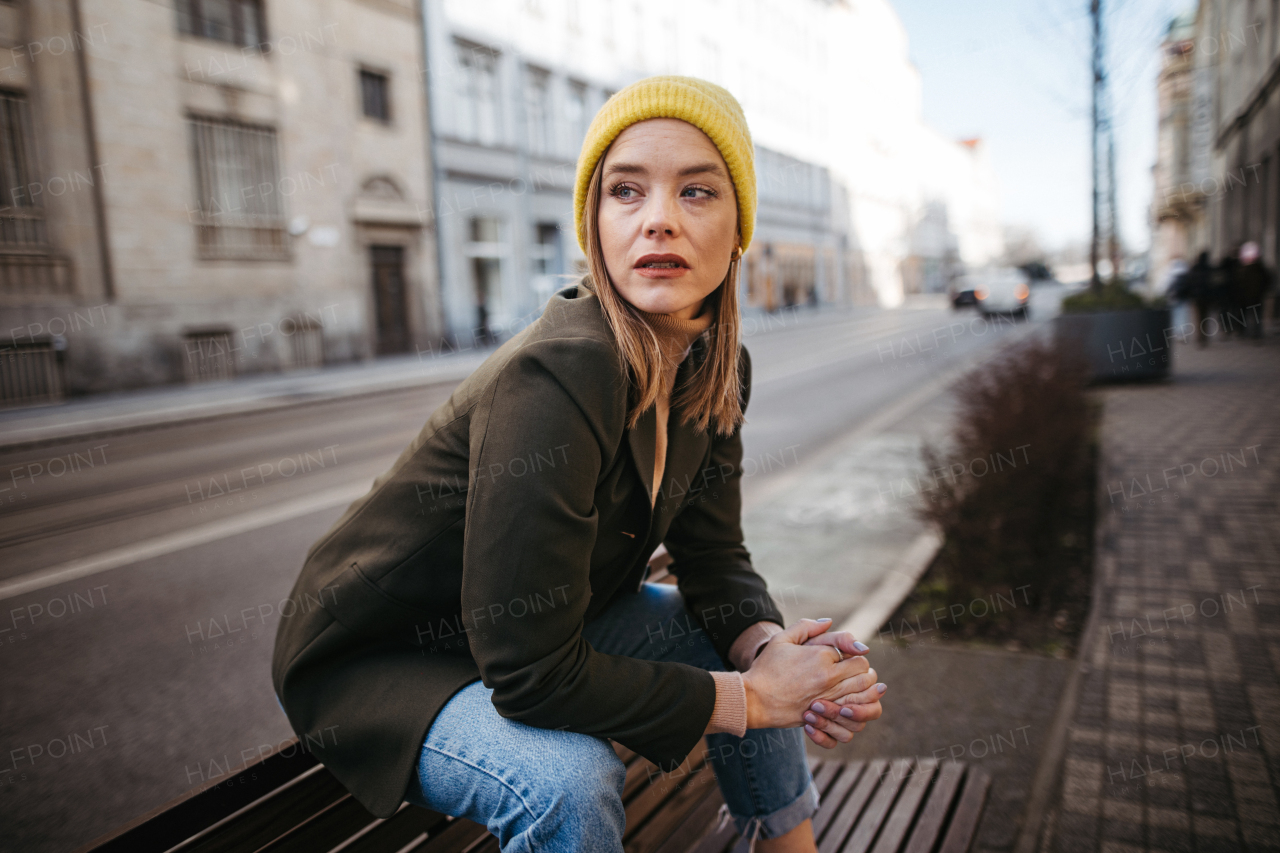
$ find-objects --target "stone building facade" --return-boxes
[0,0,440,404]
[1203,0,1277,263]
[1155,0,1280,276]
[1150,11,1210,292]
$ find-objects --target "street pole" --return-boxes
[1091,0,1102,292]
[1107,122,1121,282]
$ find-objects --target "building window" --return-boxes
[566,81,588,152]
[175,0,265,48]
[360,69,391,122]
[531,222,561,276]
[467,216,504,343]
[453,40,500,145]
[0,90,44,247]
[188,116,288,260]
[182,328,237,382]
[530,222,562,306]
[524,66,551,155]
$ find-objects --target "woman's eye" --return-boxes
[682,186,716,199]
[609,183,637,199]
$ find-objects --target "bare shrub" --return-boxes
[915,334,1096,649]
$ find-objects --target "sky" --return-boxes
[889,0,1193,254]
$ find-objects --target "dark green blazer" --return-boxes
[271,283,785,818]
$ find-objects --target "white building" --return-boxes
[422,0,1002,322]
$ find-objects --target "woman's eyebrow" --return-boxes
[603,162,646,176]
[677,162,728,178]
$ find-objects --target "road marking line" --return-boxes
[0,482,368,601]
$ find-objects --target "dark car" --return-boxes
[949,283,978,308]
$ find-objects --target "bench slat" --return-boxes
[331,805,448,853]
[839,758,912,853]
[937,769,990,853]
[652,784,726,853]
[623,753,707,839]
[682,797,737,853]
[256,794,379,853]
[869,760,938,853]
[901,762,966,853]
[459,835,501,853]
[816,758,884,853]
[811,761,865,841]
[415,816,490,853]
[77,743,323,853]
[625,765,719,853]
[177,766,349,853]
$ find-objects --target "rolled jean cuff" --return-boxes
[727,778,820,841]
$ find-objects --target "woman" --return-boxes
[272,76,885,852]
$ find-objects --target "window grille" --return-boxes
[360,70,391,122]
[175,0,265,48]
[0,90,45,248]
[188,116,288,260]
[0,342,63,408]
[183,329,237,382]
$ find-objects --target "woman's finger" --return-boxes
[804,632,870,658]
[823,659,872,693]
[828,667,876,698]
[829,683,887,721]
[778,617,836,647]
[803,723,839,749]
[802,707,854,744]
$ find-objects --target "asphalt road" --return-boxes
[0,289,1061,853]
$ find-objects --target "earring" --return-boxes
[730,246,742,261]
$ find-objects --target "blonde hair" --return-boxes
[579,154,745,438]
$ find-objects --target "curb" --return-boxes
[835,530,943,642]
[1012,408,1112,853]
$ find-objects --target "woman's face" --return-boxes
[597,118,739,319]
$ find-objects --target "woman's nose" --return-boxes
[642,195,679,238]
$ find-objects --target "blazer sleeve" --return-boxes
[664,345,786,665]
[462,336,716,770]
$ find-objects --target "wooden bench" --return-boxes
[78,736,989,853]
[80,560,989,852]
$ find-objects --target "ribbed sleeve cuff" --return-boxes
[706,671,748,737]
[727,621,785,672]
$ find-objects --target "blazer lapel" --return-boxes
[625,340,714,538]
[652,350,713,527]
[627,403,657,508]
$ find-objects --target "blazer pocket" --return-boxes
[323,560,469,654]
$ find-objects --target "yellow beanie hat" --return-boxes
[573,75,756,254]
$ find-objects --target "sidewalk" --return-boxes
[1046,339,1280,853]
[0,348,490,451]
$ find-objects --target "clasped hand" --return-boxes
[741,618,885,748]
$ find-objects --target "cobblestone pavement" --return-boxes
[1048,339,1280,853]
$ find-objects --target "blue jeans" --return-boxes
[405,582,818,852]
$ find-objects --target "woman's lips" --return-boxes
[634,254,690,278]
[634,265,689,278]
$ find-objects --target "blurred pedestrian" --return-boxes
[1236,242,1271,342]
[1172,251,1213,346]
[1215,250,1242,338]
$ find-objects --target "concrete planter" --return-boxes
[1054,308,1173,382]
